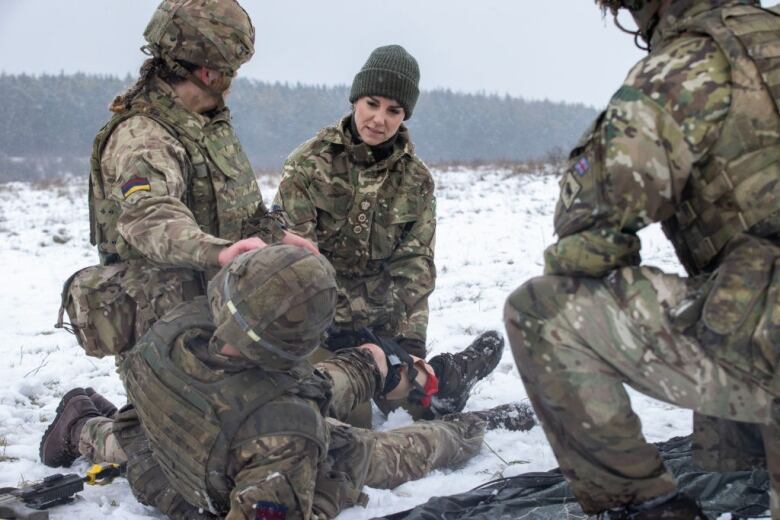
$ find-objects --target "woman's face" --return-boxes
[352,96,405,146]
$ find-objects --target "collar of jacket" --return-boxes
[317,115,415,167]
[651,0,759,48]
[132,77,231,141]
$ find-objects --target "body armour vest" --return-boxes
[120,298,329,515]
[89,86,262,265]
[661,4,780,274]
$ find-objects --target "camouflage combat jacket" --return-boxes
[545,0,780,466]
[89,78,282,337]
[119,298,332,519]
[274,116,436,355]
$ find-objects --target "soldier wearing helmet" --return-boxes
[86,0,316,346]
[40,245,532,519]
[506,0,780,517]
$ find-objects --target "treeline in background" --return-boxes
[0,73,598,181]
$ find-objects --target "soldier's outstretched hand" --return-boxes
[218,237,268,266]
[281,231,320,255]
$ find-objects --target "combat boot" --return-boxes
[39,388,101,467]
[428,330,504,417]
[606,492,708,519]
[444,402,536,432]
[85,387,118,418]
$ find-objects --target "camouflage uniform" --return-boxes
[88,0,283,341]
[274,116,436,357]
[78,300,483,520]
[505,0,780,515]
[90,78,283,339]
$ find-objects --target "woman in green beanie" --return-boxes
[274,44,435,360]
[273,45,504,424]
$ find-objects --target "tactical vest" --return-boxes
[120,298,328,514]
[89,87,261,265]
[661,4,780,274]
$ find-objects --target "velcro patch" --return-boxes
[560,171,582,211]
[255,501,287,520]
[120,176,151,199]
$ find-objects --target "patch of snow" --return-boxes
[0,170,711,519]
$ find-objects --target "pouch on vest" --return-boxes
[55,263,136,358]
[755,255,780,394]
[696,235,780,380]
[312,423,372,518]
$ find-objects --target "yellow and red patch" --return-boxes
[121,176,151,199]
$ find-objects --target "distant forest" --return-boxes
[0,73,598,181]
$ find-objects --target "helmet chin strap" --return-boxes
[141,44,229,107]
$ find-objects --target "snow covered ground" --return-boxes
[0,169,696,519]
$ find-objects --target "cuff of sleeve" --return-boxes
[543,231,640,277]
[397,337,427,358]
[243,215,287,245]
[202,242,226,268]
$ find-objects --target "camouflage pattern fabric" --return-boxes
[274,116,436,356]
[505,266,779,514]
[79,416,127,465]
[79,337,480,519]
[507,0,780,516]
[317,348,382,423]
[143,0,255,76]
[92,78,281,338]
[207,245,338,372]
[691,415,767,472]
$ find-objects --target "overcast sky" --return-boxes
[0,1,672,108]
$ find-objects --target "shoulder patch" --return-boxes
[121,176,151,199]
[560,171,582,211]
[255,501,287,519]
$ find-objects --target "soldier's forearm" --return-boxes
[543,230,641,277]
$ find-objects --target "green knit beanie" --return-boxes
[350,45,420,120]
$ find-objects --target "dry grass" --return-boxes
[0,436,18,463]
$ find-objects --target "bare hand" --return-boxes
[281,231,319,255]
[218,237,268,267]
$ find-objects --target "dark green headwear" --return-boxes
[349,45,421,120]
[208,245,337,371]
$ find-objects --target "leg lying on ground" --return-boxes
[359,415,485,489]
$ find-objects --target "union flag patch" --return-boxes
[121,176,151,199]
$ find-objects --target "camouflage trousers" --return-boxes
[79,349,482,516]
[505,266,780,517]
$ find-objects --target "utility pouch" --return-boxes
[754,255,780,393]
[695,235,779,377]
[56,263,136,358]
[312,424,372,518]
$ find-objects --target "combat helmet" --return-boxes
[208,245,337,371]
[596,0,664,49]
[142,0,255,93]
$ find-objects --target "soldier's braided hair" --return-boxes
[109,55,196,113]
[595,0,648,13]
[109,57,160,113]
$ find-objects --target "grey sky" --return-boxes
[1,1,687,108]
